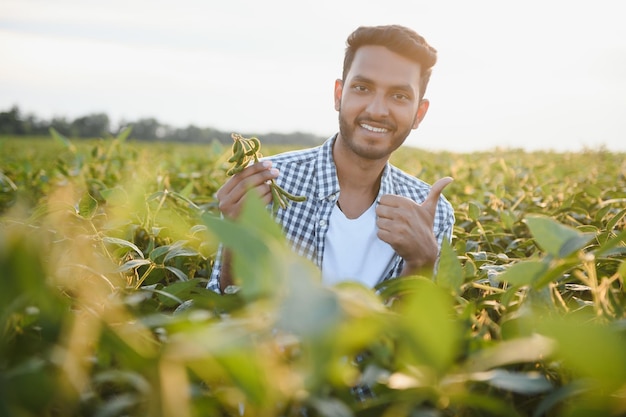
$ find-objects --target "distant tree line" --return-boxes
[0,106,325,146]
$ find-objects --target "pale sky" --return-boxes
[1,0,625,152]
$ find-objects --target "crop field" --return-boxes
[1,131,625,417]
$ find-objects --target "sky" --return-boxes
[1,0,625,152]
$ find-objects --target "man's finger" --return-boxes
[220,161,275,195]
[421,176,453,214]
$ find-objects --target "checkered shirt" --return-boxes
[207,134,455,293]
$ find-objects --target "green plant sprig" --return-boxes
[227,133,306,213]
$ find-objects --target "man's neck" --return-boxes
[332,137,387,218]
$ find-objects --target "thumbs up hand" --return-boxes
[375,177,453,276]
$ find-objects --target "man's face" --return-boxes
[335,45,429,161]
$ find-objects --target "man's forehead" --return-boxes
[347,45,423,89]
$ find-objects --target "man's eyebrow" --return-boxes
[349,75,372,83]
[349,75,415,94]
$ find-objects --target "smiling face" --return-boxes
[334,45,429,161]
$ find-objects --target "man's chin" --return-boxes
[351,142,392,161]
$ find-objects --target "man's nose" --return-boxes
[366,93,390,118]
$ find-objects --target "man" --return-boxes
[208,24,454,293]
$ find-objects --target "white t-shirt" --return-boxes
[321,202,396,288]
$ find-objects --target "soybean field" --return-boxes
[1,131,625,417]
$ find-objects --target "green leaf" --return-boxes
[179,181,194,198]
[92,370,151,395]
[619,261,626,282]
[525,214,594,258]
[606,208,626,232]
[204,215,278,299]
[165,266,189,281]
[537,317,626,391]
[189,224,207,234]
[89,394,141,416]
[237,191,285,242]
[201,194,297,300]
[140,286,185,306]
[215,348,270,406]
[168,191,200,210]
[333,281,388,316]
[500,209,516,230]
[470,369,552,394]
[395,277,461,374]
[149,240,199,263]
[99,186,127,205]
[446,392,525,417]
[309,397,353,417]
[376,275,431,301]
[583,184,603,198]
[463,334,555,373]
[114,259,152,273]
[102,237,144,258]
[532,381,590,417]
[435,239,464,294]
[149,245,172,262]
[78,193,98,219]
[49,127,76,152]
[468,202,481,221]
[277,273,342,339]
[164,247,199,263]
[0,172,17,192]
[498,260,548,287]
[116,126,132,143]
[533,258,582,289]
[594,228,626,257]
[159,279,200,301]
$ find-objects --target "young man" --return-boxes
[208,24,454,293]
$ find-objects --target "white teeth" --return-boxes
[361,123,388,133]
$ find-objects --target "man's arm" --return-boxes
[208,247,235,294]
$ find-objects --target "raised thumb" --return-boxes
[422,176,453,214]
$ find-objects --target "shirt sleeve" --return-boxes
[435,196,455,247]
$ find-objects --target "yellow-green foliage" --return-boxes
[1,133,625,417]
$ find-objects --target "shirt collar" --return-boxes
[377,163,394,202]
[315,133,395,201]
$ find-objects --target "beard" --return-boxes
[337,110,414,161]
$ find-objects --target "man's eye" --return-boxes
[393,93,410,101]
[354,85,369,92]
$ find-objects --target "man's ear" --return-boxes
[334,79,343,111]
[412,98,430,129]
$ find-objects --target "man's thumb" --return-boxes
[422,177,453,213]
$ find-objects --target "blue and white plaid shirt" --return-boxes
[207,134,455,293]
